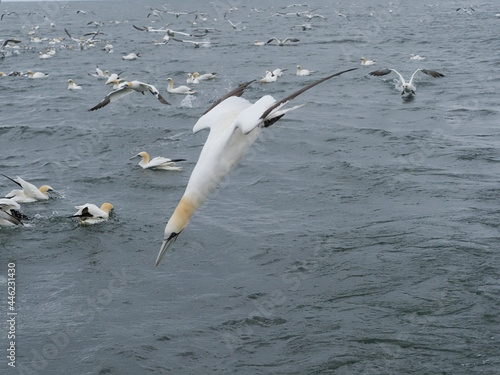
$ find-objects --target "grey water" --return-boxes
[1,0,499,374]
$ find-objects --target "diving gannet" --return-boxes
[369,68,444,95]
[155,67,358,266]
[71,203,113,225]
[89,80,170,111]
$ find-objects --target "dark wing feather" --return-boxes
[260,68,358,120]
[203,80,255,115]
[369,68,392,76]
[1,174,22,188]
[421,69,444,78]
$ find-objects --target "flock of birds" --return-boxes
[0,2,453,267]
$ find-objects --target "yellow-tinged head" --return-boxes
[137,151,150,163]
[27,70,34,76]
[156,195,198,267]
[38,185,54,194]
[100,203,113,214]
[193,72,199,78]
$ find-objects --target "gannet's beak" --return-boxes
[155,231,181,267]
[129,154,139,160]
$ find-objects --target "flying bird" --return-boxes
[88,80,170,111]
[369,68,444,95]
[155,68,358,266]
[266,37,300,46]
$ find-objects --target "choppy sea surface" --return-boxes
[1,0,499,374]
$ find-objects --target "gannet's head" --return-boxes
[27,70,34,76]
[100,203,114,214]
[361,57,366,61]
[68,79,73,83]
[137,151,150,163]
[156,196,197,267]
[38,185,54,197]
[103,70,109,76]
[193,72,199,78]
[0,72,5,76]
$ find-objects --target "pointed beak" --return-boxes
[155,232,180,267]
[129,154,139,160]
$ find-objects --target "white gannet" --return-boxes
[38,51,52,59]
[107,78,127,89]
[154,67,358,266]
[194,72,217,81]
[67,79,82,90]
[266,37,300,46]
[369,68,444,95]
[296,65,315,76]
[122,52,139,60]
[26,70,49,78]
[3,174,56,203]
[89,80,170,111]
[166,77,197,95]
[260,70,277,83]
[105,72,122,85]
[361,57,376,66]
[171,38,210,48]
[131,151,185,171]
[272,68,286,77]
[103,41,113,53]
[71,203,113,225]
[254,40,266,46]
[410,54,426,61]
[0,198,24,226]
[89,65,109,79]
[187,73,199,84]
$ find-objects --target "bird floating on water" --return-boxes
[131,151,186,171]
[3,175,56,203]
[67,79,82,90]
[88,80,170,111]
[71,203,113,225]
[166,77,197,95]
[194,72,217,81]
[369,68,444,95]
[361,57,377,66]
[89,66,109,78]
[260,70,278,83]
[26,70,49,78]
[296,65,315,76]
[122,52,139,60]
[410,54,426,61]
[154,67,358,266]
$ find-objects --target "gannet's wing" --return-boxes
[88,86,132,111]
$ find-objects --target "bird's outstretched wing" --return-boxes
[146,84,170,105]
[203,80,255,115]
[88,86,132,111]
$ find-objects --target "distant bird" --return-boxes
[227,20,242,30]
[272,68,286,77]
[361,57,377,66]
[260,70,278,83]
[171,38,210,48]
[88,80,170,111]
[67,79,82,90]
[166,77,197,94]
[3,175,56,203]
[131,151,185,171]
[38,51,52,59]
[193,72,217,81]
[154,67,358,266]
[266,37,300,46]
[254,40,266,46]
[0,198,24,226]
[26,70,49,78]
[296,65,315,76]
[71,203,113,225]
[187,73,199,84]
[88,65,109,79]
[410,54,426,61]
[369,68,444,95]
[122,52,139,60]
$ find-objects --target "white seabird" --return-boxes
[410,54,426,61]
[0,198,24,226]
[89,80,170,111]
[89,66,109,79]
[266,37,300,46]
[3,175,56,203]
[369,68,444,95]
[71,203,113,225]
[187,73,199,84]
[122,53,139,60]
[296,65,315,76]
[194,72,217,81]
[67,79,82,90]
[260,70,277,83]
[166,77,197,95]
[154,67,358,266]
[131,151,185,171]
[26,70,49,78]
[361,57,377,66]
